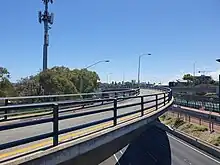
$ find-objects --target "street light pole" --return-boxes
[193,62,196,77]
[137,53,151,87]
[107,73,112,84]
[39,0,54,71]
[219,74,220,114]
[80,60,110,93]
[216,59,220,114]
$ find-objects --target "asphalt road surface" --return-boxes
[0,89,164,154]
[100,126,220,165]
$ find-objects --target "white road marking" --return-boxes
[120,150,123,155]
[114,154,121,165]
[184,158,192,165]
[145,151,157,162]
[167,134,220,164]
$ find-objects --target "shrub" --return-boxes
[159,115,166,121]
[209,136,220,146]
[173,118,185,128]
[191,125,208,132]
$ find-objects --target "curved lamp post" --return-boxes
[216,59,220,114]
[80,60,110,93]
[137,53,151,87]
[107,73,112,84]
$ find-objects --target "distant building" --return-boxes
[169,79,188,87]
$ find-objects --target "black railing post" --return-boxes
[156,95,158,110]
[164,93,166,106]
[4,99,8,120]
[53,103,59,146]
[115,92,118,98]
[170,90,172,102]
[53,97,57,102]
[113,99,117,126]
[101,93,104,105]
[141,96,144,116]
[123,92,126,98]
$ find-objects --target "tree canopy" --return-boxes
[183,74,194,82]
[0,66,100,97]
[180,73,216,86]
[0,67,16,97]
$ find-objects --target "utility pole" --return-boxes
[192,62,196,85]
[216,59,220,114]
[122,72,125,85]
[39,0,54,71]
[193,62,196,77]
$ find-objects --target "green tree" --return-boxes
[183,74,194,82]
[15,76,43,96]
[78,69,100,93]
[0,67,16,97]
[1,66,100,97]
[38,66,100,95]
[39,67,78,95]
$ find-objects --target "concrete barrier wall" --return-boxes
[155,122,220,160]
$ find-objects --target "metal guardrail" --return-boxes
[0,88,140,121]
[174,96,220,113]
[0,88,139,105]
[0,88,172,151]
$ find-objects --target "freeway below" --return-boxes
[100,125,220,165]
[0,89,163,162]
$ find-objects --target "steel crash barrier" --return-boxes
[0,88,172,158]
[0,88,140,121]
[173,93,220,113]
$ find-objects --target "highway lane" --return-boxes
[0,89,164,156]
[100,126,220,165]
[0,89,159,124]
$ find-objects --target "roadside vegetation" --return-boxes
[0,66,140,98]
[0,66,100,97]
[159,114,220,147]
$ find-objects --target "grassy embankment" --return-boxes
[159,114,220,147]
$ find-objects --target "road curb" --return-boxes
[154,121,220,160]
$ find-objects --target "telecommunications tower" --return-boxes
[38,0,54,71]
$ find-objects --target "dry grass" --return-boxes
[159,113,220,147]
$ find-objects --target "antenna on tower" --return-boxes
[38,0,55,71]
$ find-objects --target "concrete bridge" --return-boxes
[0,88,173,165]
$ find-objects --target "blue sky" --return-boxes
[1,0,220,84]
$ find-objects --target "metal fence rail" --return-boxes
[174,97,220,113]
[0,88,172,152]
[0,88,139,106]
[0,89,140,121]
